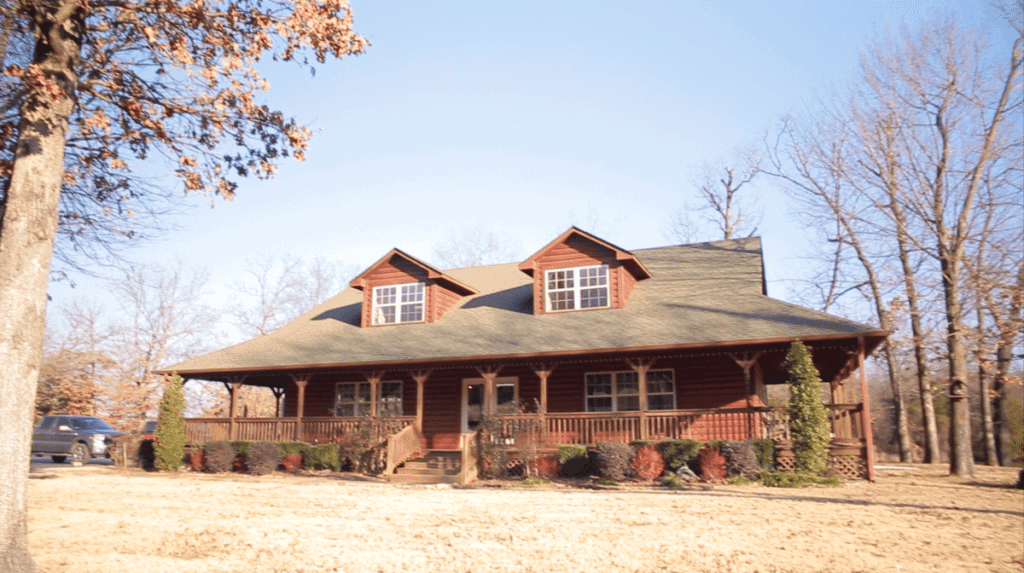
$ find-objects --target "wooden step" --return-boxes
[389,450,463,484]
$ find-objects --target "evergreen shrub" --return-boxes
[204,441,235,473]
[594,442,632,481]
[154,375,186,472]
[304,444,340,471]
[784,342,831,474]
[657,439,700,472]
[557,444,590,477]
[247,442,282,476]
[229,440,254,455]
[749,438,776,472]
[276,442,310,458]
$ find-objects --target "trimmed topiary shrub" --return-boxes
[153,375,186,472]
[630,445,665,480]
[720,440,760,478]
[557,444,590,478]
[657,440,701,472]
[750,438,775,472]
[594,442,632,481]
[784,342,831,474]
[204,441,235,473]
[697,444,727,482]
[247,442,282,476]
[304,443,340,471]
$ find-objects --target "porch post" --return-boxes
[729,352,762,439]
[224,375,246,440]
[290,374,310,442]
[410,370,431,433]
[271,387,285,418]
[532,365,554,445]
[858,337,876,482]
[627,359,654,441]
[364,371,384,418]
[475,365,503,417]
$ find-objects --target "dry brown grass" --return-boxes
[27,463,1023,573]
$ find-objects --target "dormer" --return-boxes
[518,227,652,315]
[350,249,478,327]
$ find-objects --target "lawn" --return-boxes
[27,463,1023,573]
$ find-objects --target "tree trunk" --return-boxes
[942,256,975,478]
[994,262,1023,465]
[0,2,82,571]
[977,307,998,466]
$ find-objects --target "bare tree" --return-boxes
[431,227,520,269]
[666,147,763,244]
[229,254,354,338]
[768,11,1023,476]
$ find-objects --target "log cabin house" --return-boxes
[161,227,886,484]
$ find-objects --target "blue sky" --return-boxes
[47,1,1011,338]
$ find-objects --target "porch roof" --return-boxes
[162,237,886,378]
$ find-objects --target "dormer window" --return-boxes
[546,265,609,312]
[372,282,424,325]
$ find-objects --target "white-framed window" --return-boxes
[585,369,675,412]
[372,282,424,325]
[334,381,404,417]
[334,382,370,417]
[545,264,609,312]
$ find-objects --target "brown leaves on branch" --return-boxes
[0,0,367,270]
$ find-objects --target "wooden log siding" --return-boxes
[530,238,631,314]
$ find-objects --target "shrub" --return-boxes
[657,440,700,472]
[229,440,254,455]
[154,375,187,472]
[276,442,309,458]
[697,444,727,481]
[720,440,760,477]
[784,342,830,474]
[138,439,155,470]
[630,445,665,480]
[749,438,776,472]
[204,441,235,473]
[762,471,842,488]
[304,443,340,471]
[594,442,632,481]
[557,444,590,478]
[247,442,282,476]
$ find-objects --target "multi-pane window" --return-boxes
[372,282,424,325]
[545,265,609,312]
[585,370,675,412]
[334,382,370,417]
[334,381,404,417]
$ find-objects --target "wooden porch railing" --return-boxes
[488,404,864,446]
[184,405,863,449]
[385,424,423,476]
[184,416,416,445]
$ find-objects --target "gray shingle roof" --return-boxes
[164,237,882,375]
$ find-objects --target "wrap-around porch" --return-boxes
[182,338,879,481]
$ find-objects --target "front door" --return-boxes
[462,383,484,433]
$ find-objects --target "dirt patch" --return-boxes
[27,464,1023,573]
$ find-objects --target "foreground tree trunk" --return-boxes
[0,2,82,571]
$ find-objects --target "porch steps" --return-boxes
[389,450,461,485]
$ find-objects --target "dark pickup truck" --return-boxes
[31,415,124,464]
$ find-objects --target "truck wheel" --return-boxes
[70,442,91,464]
[51,455,67,463]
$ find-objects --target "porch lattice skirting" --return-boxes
[774,441,868,479]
